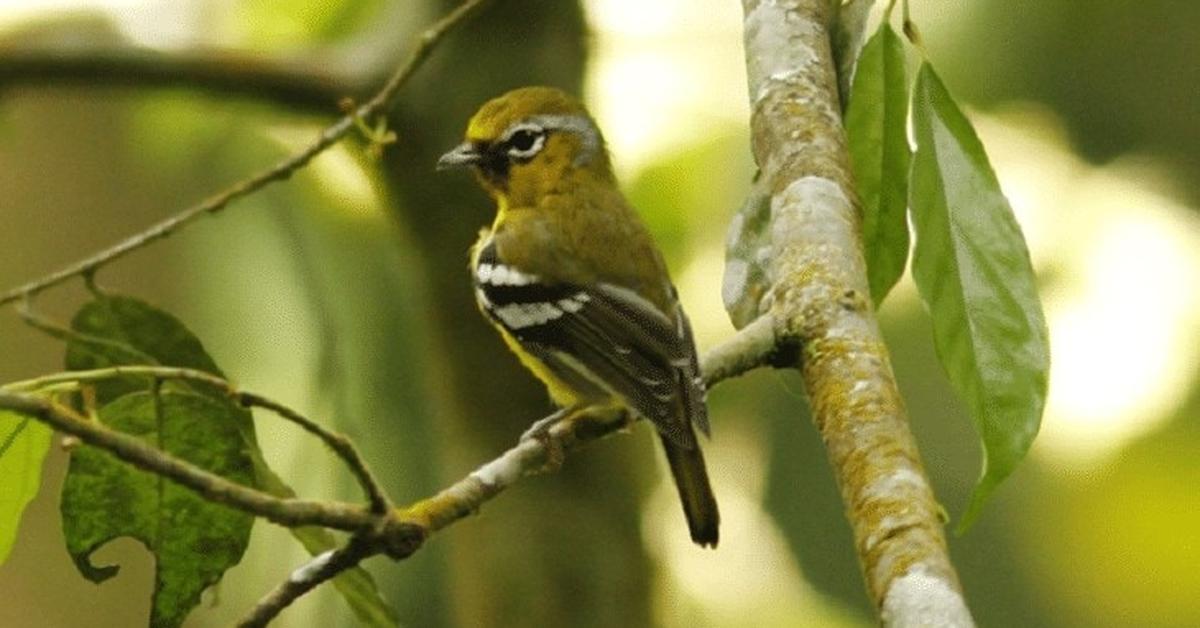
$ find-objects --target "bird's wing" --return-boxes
[474,240,705,449]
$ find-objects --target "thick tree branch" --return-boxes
[0,0,495,308]
[740,1,974,626]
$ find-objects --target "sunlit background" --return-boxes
[2,0,1198,626]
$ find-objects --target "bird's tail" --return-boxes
[660,435,720,548]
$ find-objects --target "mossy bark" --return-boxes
[740,1,974,625]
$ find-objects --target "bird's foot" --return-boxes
[521,405,580,471]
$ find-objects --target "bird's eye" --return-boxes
[510,130,537,151]
[506,127,545,159]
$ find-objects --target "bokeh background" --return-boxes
[2,0,1198,626]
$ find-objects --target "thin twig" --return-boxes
[0,0,496,308]
[401,407,632,532]
[236,535,378,628]
[395,331,777,534]
[1,326,777,624]
[16,298,156,363]
[1,320,779,545]
[231,331,779,624]
[699,314,780,388]
[2,365,390,513]
[239,392,391,514]
[0,391,373,531]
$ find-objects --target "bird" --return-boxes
[438,86,719,547]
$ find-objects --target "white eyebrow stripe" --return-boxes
[500,121,546,142]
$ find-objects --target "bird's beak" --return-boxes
[437,142,483,170]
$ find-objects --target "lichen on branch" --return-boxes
[737,0,974,625]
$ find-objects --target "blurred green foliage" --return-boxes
[231,0,386,45]
[929,0,1200,205]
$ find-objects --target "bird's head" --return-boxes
[438,86,615,205]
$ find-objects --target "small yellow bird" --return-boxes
[438,86,720,547]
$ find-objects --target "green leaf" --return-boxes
[909,63,1050,532]
[0,411,53,566]
[66,295,226,404]
[61,391,256,628]
[64,293,397,625]
[846,22,911,307]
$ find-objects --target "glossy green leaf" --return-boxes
[65,294,398,625]
[61,391,256,628]
[846,21,911,307]
[909,64,1050,531]
[0,410,52,566]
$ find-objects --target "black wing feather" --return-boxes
[473,240,705,448]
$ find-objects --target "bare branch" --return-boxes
[699,313,781,388]
[239,391,392,514]
[233,328,770,624]
[393,330,776,537]
[0,0,496,308]
[237,536,377,628]
[740,0,974,625]
[0,390,374,531]
[402,407,631,533]
[3,364,391,513]
[1,310,775,548]
[0,322,775,622]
